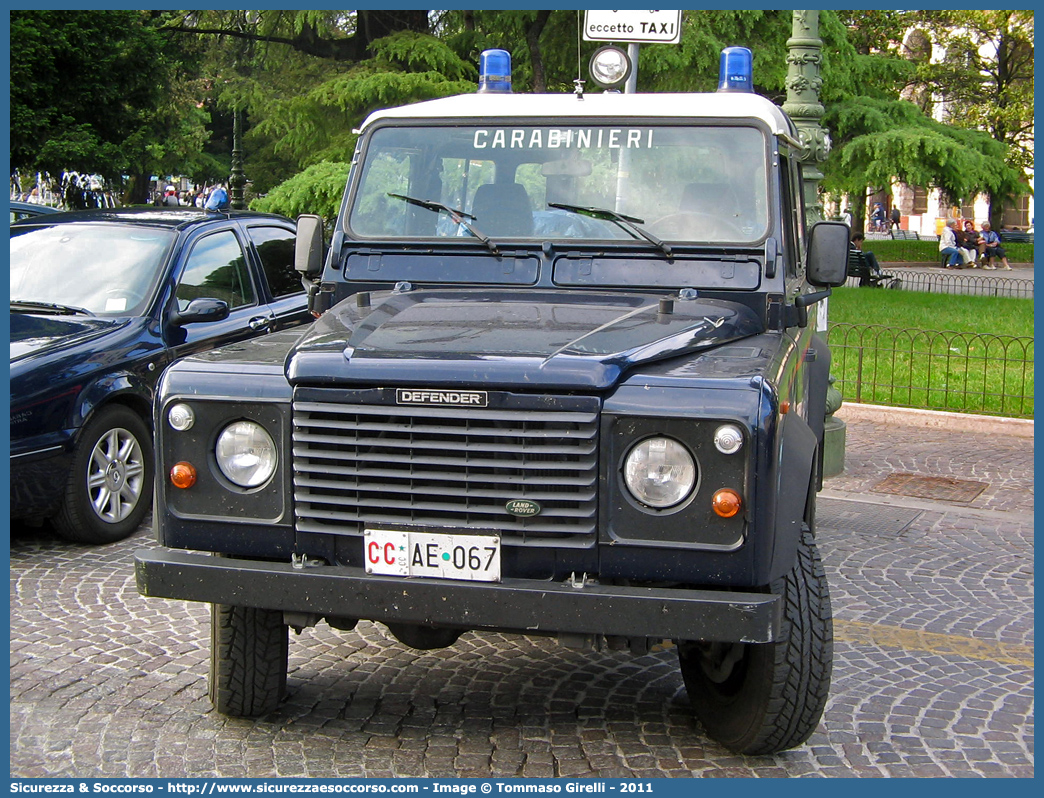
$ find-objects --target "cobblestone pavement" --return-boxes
[10,416,1033,778]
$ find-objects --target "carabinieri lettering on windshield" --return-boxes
[472,128,654,150]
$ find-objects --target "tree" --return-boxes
[142,9,1027,227]
[250,161,350,226]
[10,10,212,205]
[914,11,1034,225]
[163,11,476,193]
[822,11,1028,231]
[823,97,1022,209]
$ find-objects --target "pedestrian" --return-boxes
[205,182,230,211]
[841,207,852,228]
[889,206,901,229]
[850,232,889,286]
[978,221,1013,270]
[163,185,181,206]
[939,219,965,269]
[959,220,982,267]
[870,202,886,232]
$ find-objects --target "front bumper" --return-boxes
[135,548,781,643]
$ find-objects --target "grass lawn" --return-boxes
[824,287,1034,417]
[826,287,1033,337]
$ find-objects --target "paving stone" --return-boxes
[9,417,1034,778]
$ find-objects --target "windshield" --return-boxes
[348,123,769,245]
[10,223,175,315]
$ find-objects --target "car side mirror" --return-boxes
[170,298,230,327]
[295,214,325,277]
[806,221,850,287]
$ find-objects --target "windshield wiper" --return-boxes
[548,202,672,258]
[11,300,94,317]
[387,193,500,255]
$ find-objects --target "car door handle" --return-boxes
[249,316,273,331]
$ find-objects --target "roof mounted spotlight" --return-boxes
[717,46,754,93]
[588,45,632,90]
[478,49,512,93]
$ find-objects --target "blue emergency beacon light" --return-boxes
[478,49,512,93]
[717,46,753,93]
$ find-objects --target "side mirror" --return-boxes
[170,298,230,327]
[806,221,850,287]
[295,214,325,277]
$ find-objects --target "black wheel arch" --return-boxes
[74,375,155,444]
[767,413,817,582]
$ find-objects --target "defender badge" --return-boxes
[505,499,541,517]
[396,389,488,407]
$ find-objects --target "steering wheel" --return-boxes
[650,211,746,241]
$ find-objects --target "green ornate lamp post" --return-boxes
[783,10,845,476]
[782,10,829,224]
[229,108,247,210]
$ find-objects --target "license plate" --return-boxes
[364,528,501,582]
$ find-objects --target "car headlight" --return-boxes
[623,437,696,509]
[215,421,277,488]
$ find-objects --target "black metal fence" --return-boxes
[845,270,1034,299]
[827,324,1034,418]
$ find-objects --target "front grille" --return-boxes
[292,390,599,546]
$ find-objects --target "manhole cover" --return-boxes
[871,473,989,503]
[818,498,923,537]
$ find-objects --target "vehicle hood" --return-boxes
[287,288,764,390]
[9,313,126,363]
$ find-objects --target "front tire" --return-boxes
[53,405,153,544]
[209,604,288,717]
[678,525,833,754]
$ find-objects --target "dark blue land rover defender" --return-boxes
[136,51,849,754]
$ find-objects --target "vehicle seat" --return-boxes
[471,183,533,237]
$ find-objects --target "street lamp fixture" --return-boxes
[588,45,632,90]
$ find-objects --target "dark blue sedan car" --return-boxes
[10,208,311,543]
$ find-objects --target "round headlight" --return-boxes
[168,403,195,431]
[623,437,696,509]
[215,421,277,488]
[714,424,744,455]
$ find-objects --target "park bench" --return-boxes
[999,230,1033,244]
[890,229,920,240]
[848,249,900,288]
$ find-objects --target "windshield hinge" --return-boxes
[766,294,784,329]
[764,238,778,278]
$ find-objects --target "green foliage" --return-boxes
[10,10,210,196]
[249,161,351,226]
[823,96,1023,203]
[370,31,474,80]
[14,9,1030,222]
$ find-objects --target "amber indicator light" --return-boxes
[712,488,742,518]
[170,462,197,489]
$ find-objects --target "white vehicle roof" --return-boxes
[360,91,796,138]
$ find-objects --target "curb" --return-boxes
[835,402,1034,438]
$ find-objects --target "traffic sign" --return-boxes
[583,10,682,44]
